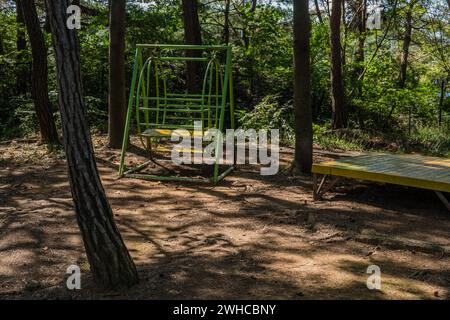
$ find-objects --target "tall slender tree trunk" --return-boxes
[330,0,347,129]
[314,0,324,24]
[341,0,347,66]
[182,0,203,94]
[16,0,28,94]
[243,0,257,98]
[223,0,231,44]
[18,0,59,145]
[243,0,257,48]
[356,0,366,65]
[108,0,127,149]
[293,0,313,174]
[398,2,414,88]
[324,0,331,17]
[354,0,366,96]
[45,0,138,289]
[0,34,4,55]
[439,79,445,126]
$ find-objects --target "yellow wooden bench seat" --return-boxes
[140,128,204,138]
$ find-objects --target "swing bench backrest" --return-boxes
[129,44,234,138]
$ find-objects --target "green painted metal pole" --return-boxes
[119,48,141,177]
[168,93,223,98]
[155,60,161,126]
[213,45,232,183]
[125,173,210,183]
[207,62,214,128]
[201,59,215,130]
[159,56,209,62]
[217,165,235,182]
[123,160,152,175]
[228,49,235,130]
[144,58,151,129]
[162,69,168,125]
[136,44,228,50]
[136,58,153,139]
[214,61,220,129]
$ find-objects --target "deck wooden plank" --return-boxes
[312,153,450,193]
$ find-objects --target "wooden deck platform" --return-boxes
[312,153,450,211]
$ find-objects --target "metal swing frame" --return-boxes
[118,44,235,183]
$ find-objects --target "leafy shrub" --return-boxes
[239,95,294,143]
[407,125,450,156]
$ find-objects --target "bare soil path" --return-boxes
[0,136,449,299]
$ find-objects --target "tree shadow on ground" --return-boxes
[1,143,449,299]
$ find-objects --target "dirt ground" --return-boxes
[0,135,449,300]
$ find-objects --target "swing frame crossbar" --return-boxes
[118,44,235,184]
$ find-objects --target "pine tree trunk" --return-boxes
[293,0,313,174]
[341,0,347,66]
[16,0,28,95]
[243,0,257,48]
[243,0,257,98]
[45,0,139,289]
[223,0,231,44]
[314,0,324,24]
[356,0,366,66]
[439,79,445,126]
[0,33,4,55]
[330,0,347,129]
[18,0,59,145]
[353,0,366,96]
[108,0,127,149]
[182,0,203,94]
[398,3,413,88]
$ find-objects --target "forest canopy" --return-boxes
[0,0,449,155]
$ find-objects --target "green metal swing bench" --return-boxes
[118,44,236,183]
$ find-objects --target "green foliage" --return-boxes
[0,0,448,160]
[85,96,108,132]
[0,10,18,98]
[240,95,294,143]
[313,124,368,151]
[0,96,34,139]
[407,125,450,157]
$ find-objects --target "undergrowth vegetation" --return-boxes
[0,0,448,157]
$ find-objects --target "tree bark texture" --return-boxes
[16,0,28,94]
[108,0,127,149]
[293,0,313,174]
[18,0,60,144]
[330,0,347,128]
[398,2,414,88]
[45,0,139,289]
[182,0,203,94]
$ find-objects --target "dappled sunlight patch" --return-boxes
[1,137,449,299]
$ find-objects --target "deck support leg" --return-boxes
[313,174,318,200]
[322,176,343,196]
[313,174,343,200]
[314,174,328,200]
[435,191,450,212]
[313,174,327,200]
